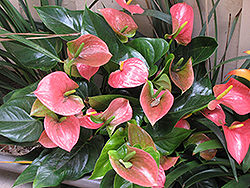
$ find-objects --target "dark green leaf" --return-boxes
[153,128,193,155]
[173,36,218,66]
[141,9,172,24]
[14,149,52,187]
[193,139,223,154]
[183,168,232,188]
[100,169,116,188]
[3,38,61,71]
[165,161,201,187]
[221,173,250,188]
[126,38,169,76]
[0,105,43,142]
[76,80,101,99]
[35,6,84,41]
[33,134,103,188]
[242,147,250,173]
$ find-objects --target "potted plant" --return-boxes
[1,0,250,187]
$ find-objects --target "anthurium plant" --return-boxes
[1,0,250,187]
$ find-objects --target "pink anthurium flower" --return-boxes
[128,122,156,150]
[169,57,194,93]
[153,165,166,188]
[201,104,226,126]
[44,112,80,152]
[38,130,57,149]
[227,69,250,82]
[100,98,133,134]
[140,81,174,126]
[208,78,250,115]
[108,145,158,187]
[175,118,190,129]
[168,2,194,45]
[34,71,84,116]
[77,108,104,129]
[223,119,250,164]
[100,8,138,43]
[160,156,179,171]
[67,34,112,67]
[115,0,144,14]
[108,58,148,88]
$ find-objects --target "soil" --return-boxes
[0,144,41,156]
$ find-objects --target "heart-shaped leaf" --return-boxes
[173,36,218,66]
[170,57,194,93]
[208,78,250,115]
[30,99,52,117]
[128,122,156,150]
[38,130,57,148]
[126,38,169,76]
[44,113,80,152]
[108,145,158,187]
[32,134,103,188]
[67,34,112,67]
[100,8,138,43]
[140,81,174,126]
[35,6,84,41]
[108,58,148,88]
[100,98,133,134]
[201,104,226,126]
[34,71,84,116]
[160,156,179,171]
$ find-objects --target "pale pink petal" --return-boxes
[38,130,57,148]
[115,0,144,14]
[108,58,148,88]
[201,105,226,126]
[44,113,80,152]
[76,63,99,81]
[34,71,84,116]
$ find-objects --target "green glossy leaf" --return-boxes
[88,94,139,111]
[222,173,250,188]
[242,147,250,173]
[90,128,127,179]
[146,63,214,138]
[0,29,62,64]
[165,161,201,187]
[153,128,193,155]
[126,38,169,76]
[35,6,84,41]
[14,149,52,187]
[2,38,61,71]
[141,9,172,24]
[173,36,218,66]
[33,134,103,188]
[76,80,101,99]
[0,105,43,142]
[183,168,231,188]
[193,139,223,154]
[100,169,116,188]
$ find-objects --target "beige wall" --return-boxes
[4,0,250,79]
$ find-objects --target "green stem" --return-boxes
[152,86,164,98]
[120,26,128,33]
